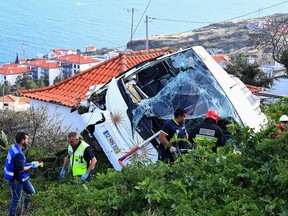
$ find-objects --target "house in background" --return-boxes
[47,48,77,59]
[19,47,173,132]
[53,54,100,78]
[0,63,32,85]
[211,54,231,69]
[24,59,62,85]
[85,45,97,52]
[0,95,30,111]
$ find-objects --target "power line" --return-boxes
[132,0,152,38]
[223,0,288,22]
[109,0,288,51]
[148,17,213,24]
[148,1,288,25]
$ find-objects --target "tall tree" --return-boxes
[251,14,288,70]
[225,53,273,87]
[15,53,19,64]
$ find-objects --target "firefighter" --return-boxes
[189,110,226,153]
[60,132,97,181]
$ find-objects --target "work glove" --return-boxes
[81,173,89,181]
[30,164,38,169]
[60,168,65,179]
[169,146,177,153]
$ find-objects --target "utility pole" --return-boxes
[18,40,26,60]
[145,15,149,50]
[130,8,134,50]
[125,8,135,50]
[2,81,4,111]
[21,40,26,60]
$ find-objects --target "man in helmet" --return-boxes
[277,115,288,132]
[189,110,226,153]
[272,114,288,138]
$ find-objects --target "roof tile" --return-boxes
[19,47,173,107]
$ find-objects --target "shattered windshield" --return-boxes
[132,49,241,127]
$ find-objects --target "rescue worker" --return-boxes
[272,114,288,138]
[60,132,97,181]
[277,114,288,132]
[158,108,188,162]
[189,110,226,153]
[4,132,38,216]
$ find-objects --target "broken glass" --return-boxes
[132,49,242,131]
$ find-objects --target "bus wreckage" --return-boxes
[76,46,268,170]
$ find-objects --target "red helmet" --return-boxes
[206,110,219,123]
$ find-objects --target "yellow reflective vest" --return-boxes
[68,141,90,176]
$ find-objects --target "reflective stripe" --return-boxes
[69,141,90,176]
[11,144,19,154]
[4,167,14,177]
[21,176,30,182]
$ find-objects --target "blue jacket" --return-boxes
[4,144,30,182]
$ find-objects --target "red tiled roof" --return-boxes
[0,95,30,104]
[53,54,100,64]
[51,49,77,56]
[211,54,231,63]
[25,59,61,69]
[245,84,263,93]
[0,64,31,75]
[19,47,173,107]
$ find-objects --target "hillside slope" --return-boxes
[129,13,287,55]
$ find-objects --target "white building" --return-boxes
[0,95,30,111]
[0,63,32,85]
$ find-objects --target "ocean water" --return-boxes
[0,0,288,64]
[270,77,288,95]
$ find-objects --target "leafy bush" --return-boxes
[1,99,288,215]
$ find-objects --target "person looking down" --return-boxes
[158,108,189,162]
[60,132,97,181]
[4,132,39,216]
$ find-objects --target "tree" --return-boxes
[14,73,38,91]
[280,48,288,71]
[251,14,288,70]
[225,53,273,87]
[0,81,12,96]
[0,106,69,154]
[36,77,47,88]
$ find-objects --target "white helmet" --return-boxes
[279,115,288,122]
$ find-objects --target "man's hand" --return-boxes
[60,168,65,179]
[81,173,89,180]
[170,146,177,153]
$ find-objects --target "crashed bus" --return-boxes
[76,46,268,170]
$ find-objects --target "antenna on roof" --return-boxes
[17,40,26,60]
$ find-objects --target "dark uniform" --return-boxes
[189,118,226,152]
[159,119,187,161]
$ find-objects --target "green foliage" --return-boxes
[225,53,273,87]
[0,130,8,150]
[280,49,288,72]
[14,73,38,91]
[1,99,288,215]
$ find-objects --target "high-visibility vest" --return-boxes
[68,141,89,176]
[4,144,30,182]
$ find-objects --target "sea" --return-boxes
[1,0,288,64]
[0,0,288,93]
